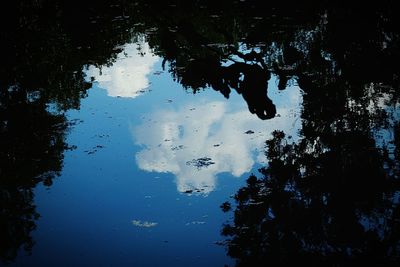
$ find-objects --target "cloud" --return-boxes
[85,41,159,98]
[133,85,302,194]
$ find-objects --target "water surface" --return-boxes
[1,1,400,266]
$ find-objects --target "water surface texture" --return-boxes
[1,1,400,266]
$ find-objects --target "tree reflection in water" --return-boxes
[218,3,400,265]
[222,127,400,265]
[0,89,68,262]
[0,0,137,262]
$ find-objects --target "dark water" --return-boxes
[1,1,400,266]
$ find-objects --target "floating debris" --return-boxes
[185,221,206,226]
[186,157,215,169]
[94,134,110,138]
[245,130,255,134]
[171,145,184,151]
[84,144,105,155]
[132,220,158,228]
[183,188,205,194]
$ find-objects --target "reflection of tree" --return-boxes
[127,1,305,119]
[194,2,400,264]
[0,87,69,262]
[221,40,400,265]
[219,3,400,263]
[222,127,400,265]
[0,0,141,110]
[127,0,400,122]
[0,1,145,262]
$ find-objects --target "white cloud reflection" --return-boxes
[85,41,159,98]
[133,86,302,194]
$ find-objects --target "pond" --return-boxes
[1,1,400,266]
